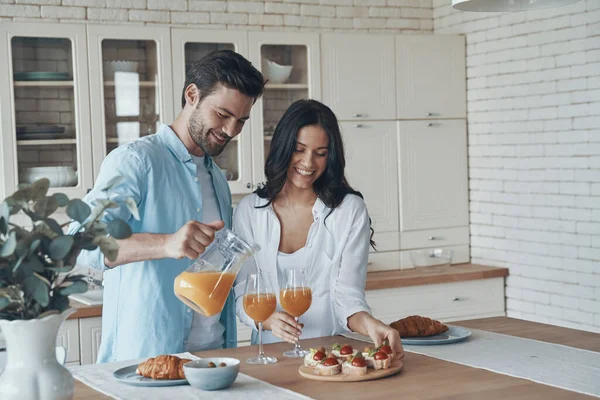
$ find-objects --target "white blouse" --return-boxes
[233,193,372,344]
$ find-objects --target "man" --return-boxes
[76,50,264,363]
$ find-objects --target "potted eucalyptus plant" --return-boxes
[0,177,137,400]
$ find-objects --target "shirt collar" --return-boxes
[255,194,328,218]
[158,124,214,170]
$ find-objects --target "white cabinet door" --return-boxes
[341,121,399,238]
[396,35,466,119]
[0,22,94,200]
[87,24,174,182]
[79,317,102,365]
[171,29,253,195]
[321,33,396,121]
[398,120,468,232]
[56,319,80,364]
[248,31,321,188]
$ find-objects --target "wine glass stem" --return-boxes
[258,322,264,358]
[293,316,301,351]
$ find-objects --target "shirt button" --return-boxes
[196,208,201,212]
[195,177,198,182]
[308,243,312,248]
[187,309,191,314]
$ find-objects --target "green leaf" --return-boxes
[0,297,9,310]
[29,239,41,254]
[59,280,88,296]
[12,186,33,203]
[0,231,17,257]
[5,197,24,215]
[102,176,125,192]
[22,256,45,273]
[0,201,9,235]
[107,219,132,240]
[34,196,58,218]
[23,274,50,307]
[125,197,140,220]
[93,236,119,262]
[66,199,91,223]
[51,193,69,207]
[52,295,70,313]
[43,218,63,236]
[49,236,74,260]
[31,178,50,201]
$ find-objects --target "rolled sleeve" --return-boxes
[69,146,146,271]
[232,198,259,332]
[332,201,372,331]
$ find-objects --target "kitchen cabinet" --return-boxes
[0,22,94,201]
[321,33,396,121]
[398,119,468,233]
[79,317,102,365]
[56,319,80,364]
[396,35,466,119]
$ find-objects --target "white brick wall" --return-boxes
[0,0,432,32]
[434,0,600,333]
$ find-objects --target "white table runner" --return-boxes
[344,328,600,397]
[70,352,313,400]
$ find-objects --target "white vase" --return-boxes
[0,308,76,400]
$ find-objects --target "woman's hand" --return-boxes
[365,318,404,361]
[262,311,303,344]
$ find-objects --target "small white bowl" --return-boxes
[410,248,454,268]
[183,357,240,391]
[262,58,293,84]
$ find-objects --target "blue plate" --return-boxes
[401,326,472,345]
[112,364,189,387]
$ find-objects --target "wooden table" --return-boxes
[74,317,599,399]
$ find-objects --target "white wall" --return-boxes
[434,0,600,333]
[0,0,433,33]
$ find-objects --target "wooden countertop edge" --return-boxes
[67,264,509,319]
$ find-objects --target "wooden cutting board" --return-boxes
[298,361,403,382]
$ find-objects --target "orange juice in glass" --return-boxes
[280,269,312,358]
[244,272,278,364]
[173,228,259,317]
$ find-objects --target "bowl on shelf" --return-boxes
[103,61,139,80]
[409,248,454,268]
[19,166,77,187]
[183,358,240,391]
[262,58,293,84]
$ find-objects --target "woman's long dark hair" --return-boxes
[255,99,375,248]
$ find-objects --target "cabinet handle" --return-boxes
[246,183,251,189]
[354,124,363,128]
[353,113,362,117]
[426,112,434,117]
[87,188,92,194]
[452,297,461,301]
[426,123,436,127]
[428,236,437,240]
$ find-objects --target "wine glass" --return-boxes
[243,271,277,364]
[280,269,312,358]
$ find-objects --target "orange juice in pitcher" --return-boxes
[174,229,259,317]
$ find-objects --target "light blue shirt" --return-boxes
[73,124,236,363]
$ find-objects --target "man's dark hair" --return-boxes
[181,49,264,107]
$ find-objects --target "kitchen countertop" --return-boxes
[68,263,509,320]
[73,317,598,399]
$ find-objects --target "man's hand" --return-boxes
[262,311,303,344]
[165,220,225,260]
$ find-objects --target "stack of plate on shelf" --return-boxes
[13,71,71,81]
[19,166,77,187]
[16,125,67,141]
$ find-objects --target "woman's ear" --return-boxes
[184,84,201,108]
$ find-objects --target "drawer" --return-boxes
[366,278,505,323]
[369,231,400,253]
[401,227,469,250]
[399,245,470,269]
[368,251,401,272]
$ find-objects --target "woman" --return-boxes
[233,99,403,360]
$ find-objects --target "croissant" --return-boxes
[390,315,449,337]
[136,354,192,380]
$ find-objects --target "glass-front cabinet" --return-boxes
[171,30,251,194]
[0,22,93,200]
[87,25,174,179]
[248,32,321,189]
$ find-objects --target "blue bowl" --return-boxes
[183,357,240,391]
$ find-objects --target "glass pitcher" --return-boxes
[174,228,259,317]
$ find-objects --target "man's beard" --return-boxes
[188,108,230,156]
